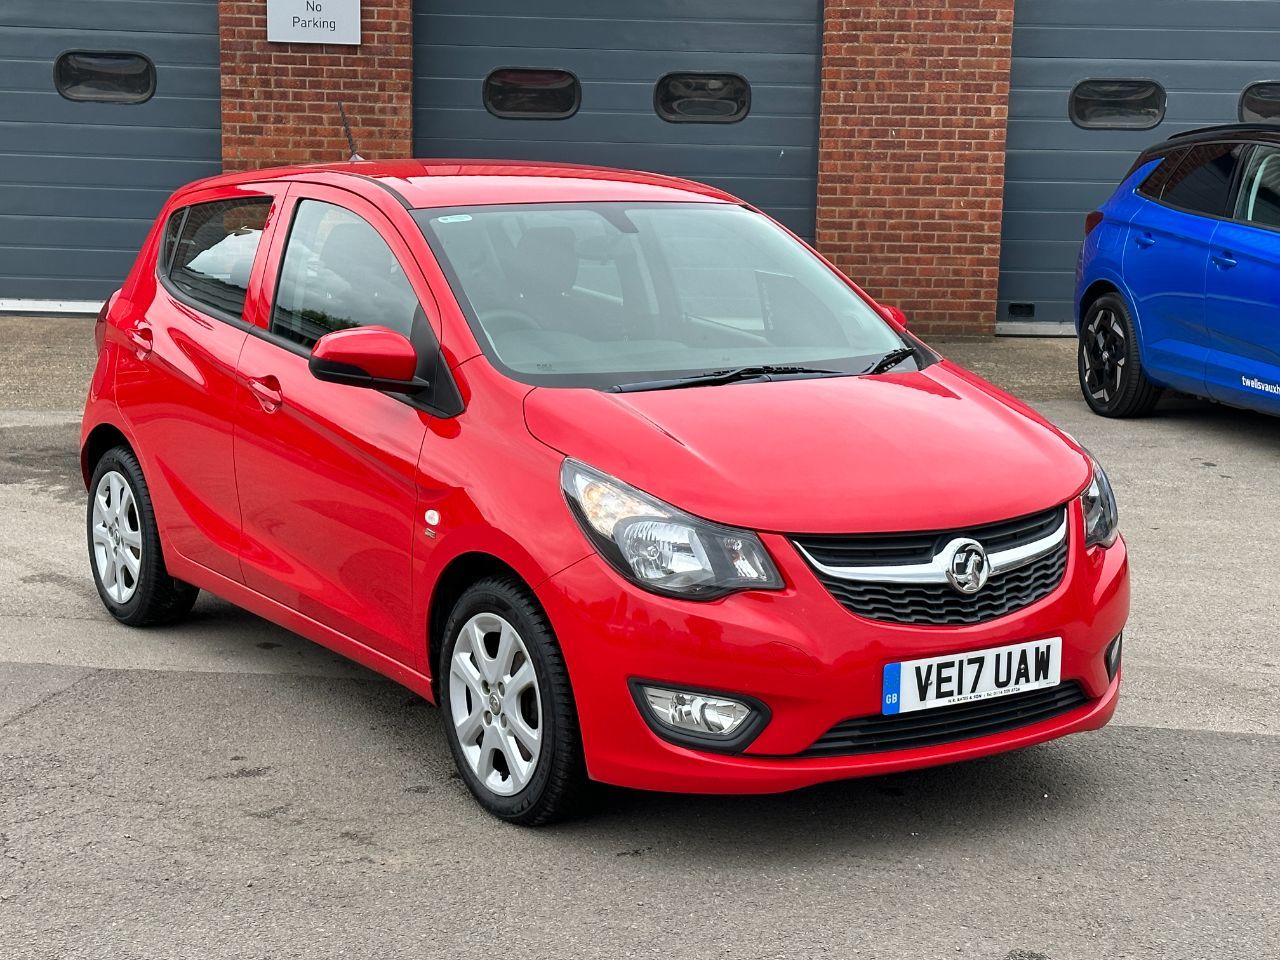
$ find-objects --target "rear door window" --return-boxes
[270,200,420,349]
[169,198,272,318]
[1160,143,1248,217]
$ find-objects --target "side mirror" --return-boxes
[878,304,909,330]
[309,326,424,394]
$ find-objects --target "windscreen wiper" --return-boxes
[862,346,917,375]
[607,364,851,393]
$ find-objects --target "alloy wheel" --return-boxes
[91,470,143,604]
[1081,307,1127,405]
[448,612,543,796]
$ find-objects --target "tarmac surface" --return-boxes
[1,315,1276,959]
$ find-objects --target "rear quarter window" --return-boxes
[1135,149,1186,199]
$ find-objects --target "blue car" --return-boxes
[1077,122,1280,418]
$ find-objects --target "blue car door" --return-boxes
[1122,142,1246,397]
[1204,142,1280,415]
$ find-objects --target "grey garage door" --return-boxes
[0,0,220,306]
[1000,0,1280,328]
[412,0,822,239]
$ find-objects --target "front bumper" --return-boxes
[536,505,1129,795]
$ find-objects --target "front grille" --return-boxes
[796,505,1064,569]
[798,681,1090,758]
[815,540,1067,626]
[794,506,1068,626]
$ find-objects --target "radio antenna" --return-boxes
[338,101,364,161]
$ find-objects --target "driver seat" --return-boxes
[510,227,596,336]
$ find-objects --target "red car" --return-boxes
[81,160,1128,824]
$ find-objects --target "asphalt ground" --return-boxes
[1,315,1276,959]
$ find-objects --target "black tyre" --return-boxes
[439,575,589,825]
[1078,294,1162,418]
[87,446,198,627]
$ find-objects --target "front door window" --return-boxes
[272,200,420,348]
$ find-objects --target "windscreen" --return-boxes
[413,202,906,389]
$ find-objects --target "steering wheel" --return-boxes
[479,308,540,335]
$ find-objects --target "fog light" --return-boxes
[1106,633,1123,680]
[643,686,750,735]
[630,681,769,753]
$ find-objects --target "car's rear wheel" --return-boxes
[1078,293,1161,417]
[439,576,588,825]
[87,446,198,626]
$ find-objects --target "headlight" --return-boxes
[561,459,784,599]
[1081,459,1119,548]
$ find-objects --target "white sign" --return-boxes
[267,0,361,46]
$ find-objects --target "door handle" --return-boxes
[247,375,283,413]
[1134,232,1157,248]
[1211,251,1238,269]
[125,323,153,359]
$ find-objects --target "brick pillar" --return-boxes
[816,1,1015,336]
[219,1,413,170]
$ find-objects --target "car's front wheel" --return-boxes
[1078,293,1161,417]
[87,446,198,626]
[439,576,588,825]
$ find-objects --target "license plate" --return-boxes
[882,637,1062,715]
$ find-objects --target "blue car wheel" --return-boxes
[1078,294,1162,418]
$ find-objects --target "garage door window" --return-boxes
[655,73,750,123]
[483,69,580,119]
[54,51,155,104]
[1240,82,1280,122]
[1069,79,1165,130]
[168,199,271,319]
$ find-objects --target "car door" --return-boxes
[1121,142,1246,397]
[233,186,438,665]
[1204,142,1280,414]
[112,186,284,581]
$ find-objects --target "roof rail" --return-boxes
[1167,121,1280,141]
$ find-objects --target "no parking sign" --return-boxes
[267,0,362,45]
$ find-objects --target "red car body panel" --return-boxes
[539,509,1127,793]
[103,181,288,581]
[231,183,434,664]
[82,160,1129,795]
[523,361,1092,534]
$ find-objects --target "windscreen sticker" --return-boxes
[435,214,473,224]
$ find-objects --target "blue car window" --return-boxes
[1161,143,1247,217]
[1136,149,1188,199]
[1234,145,1280,229]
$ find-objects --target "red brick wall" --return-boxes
[816,1,1015,336]
[219,1,413,170]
